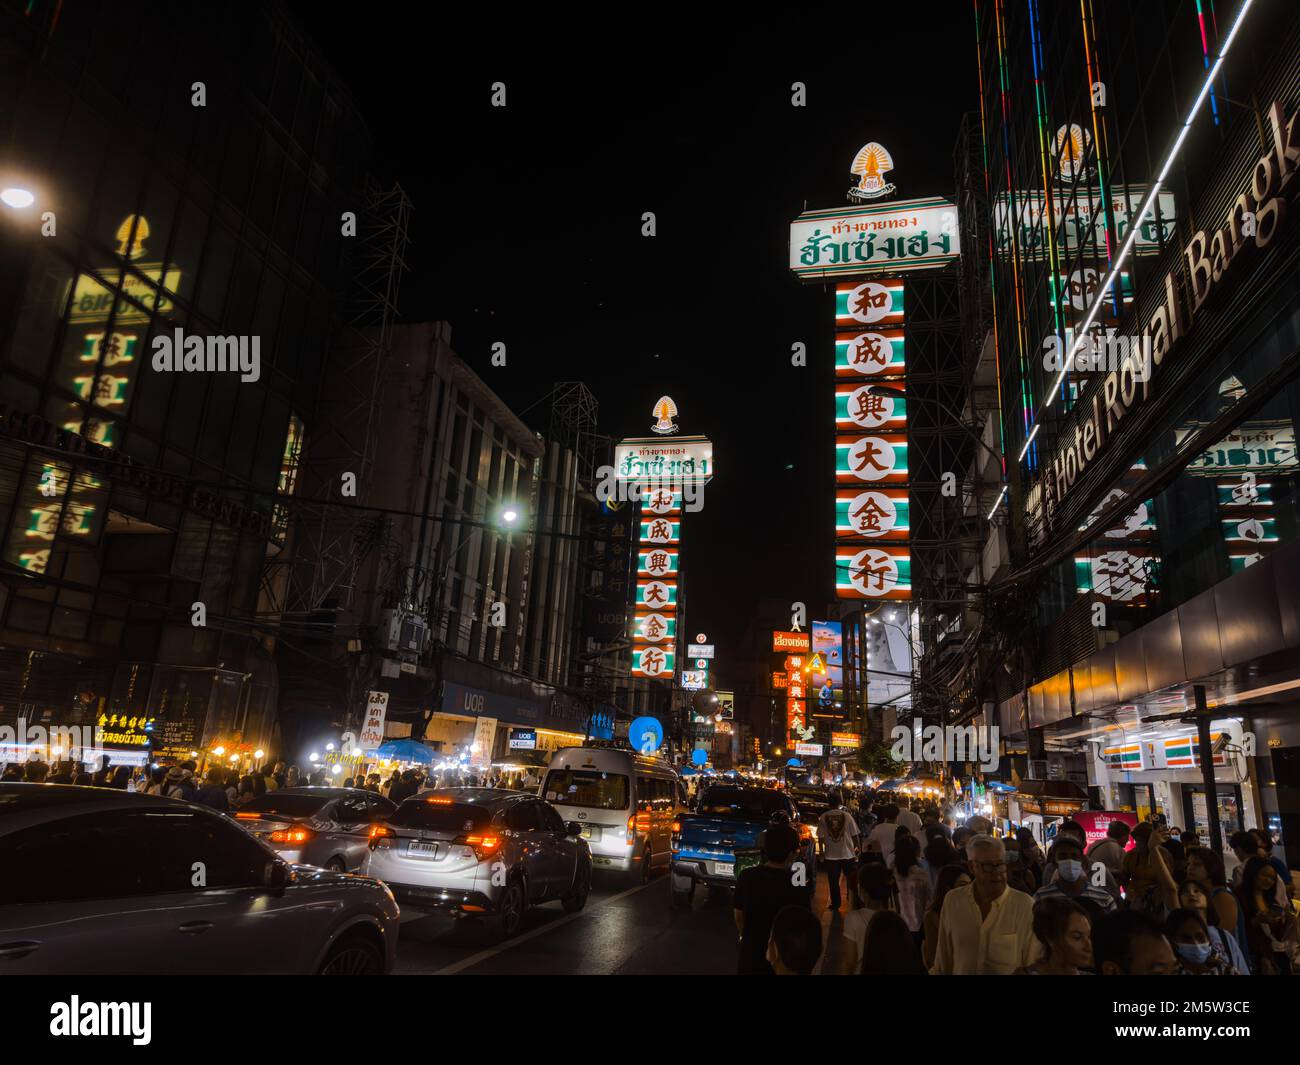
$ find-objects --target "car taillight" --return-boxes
[269,825,314,844]
[671,820,681,834]
[626,814,636,844]
[463,833,501,861]
[367,823,394,850]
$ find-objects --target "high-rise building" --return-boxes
[966,0,1300,857]
[0,1,370,765]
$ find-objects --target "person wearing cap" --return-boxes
[162,763,196,801]
[931,834,1042,975]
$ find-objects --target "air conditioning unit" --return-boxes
[384,610,428,654]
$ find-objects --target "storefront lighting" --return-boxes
[0,186,35,209]
[331,764,343,775]
[309,752,319,762]
[212,746,225,757]
[1043,0,1256,410]
[254,749,265,759]
[326,742,335,751]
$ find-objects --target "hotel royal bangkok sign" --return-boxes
[790,143,961,602]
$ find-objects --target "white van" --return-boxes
[540,747,681,881]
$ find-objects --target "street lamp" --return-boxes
[499,503,521,527]
[0,186,35,209]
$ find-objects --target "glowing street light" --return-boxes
[0,186,35,209]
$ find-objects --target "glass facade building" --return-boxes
[971,0,1300,859]
[0,2,369,761]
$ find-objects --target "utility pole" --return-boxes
[1193,684,1222,856]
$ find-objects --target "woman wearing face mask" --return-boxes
[1184,846,1249,972]
[1017,896,1093,975]
[1176,878,1250,974]
[1165,908,1240,975]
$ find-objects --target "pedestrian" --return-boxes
[90,756,112,787]
[1093,911,1178,975]
[193,767,230,811]
[142,766,168,795]
[236,775,258,807]
[930,835,1041,975]
[384,770,402,798]
[816,789,861,912]
[1,763,22,782]
[840,861,896,974]
[1119,821,1177,918]
[47,760,74,785]
[24,760,49,783]
[895,795,924,841]
[1235,856,1296,975]
[1003,835,1038,896]
[1184,845,1247,967]
[108,765,131,789]
[893,833,931,947]
[859,909,926,975]
[1016,827,1045,890]
[1018,896,1093,975]
[767,904,823,975]
[1083,819,1130,883]
[1034,835,1117,917]
[273,761,288,788]
[224,770,239,806]
[1165,908,1241,975]
[1249,828,1294,907]
[390,769,419,804]
[285,764,301,788]
[923,834,958,892]
[733,822,810,975]
[866,802,901,866]
[922,863,972,970]
[1176,878,1250,973]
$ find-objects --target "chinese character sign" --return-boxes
[631,490,682,680]
[834,278,911,601]
[790,198,960,281]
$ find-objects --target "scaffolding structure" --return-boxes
[282,179,413,618]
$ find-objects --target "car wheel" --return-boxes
[562,862,592,913]
[496,877,527,939]
[326,857,347,873]
[317,932,384,975]
[638,845,654,884]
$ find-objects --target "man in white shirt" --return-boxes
[896,797,924,840]
[866,802,902,867]
[817,790,860,910]
[931,835,1043,975]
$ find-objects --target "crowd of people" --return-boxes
[1,756,539,812]
[734,789,1299,976]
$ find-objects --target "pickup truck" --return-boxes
[669,785,816,908]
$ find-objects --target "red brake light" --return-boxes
[671,820,682,834]
[269,825,314,844]
[368,823,395,839]
[465,834,500,851]
[425,796,452,805]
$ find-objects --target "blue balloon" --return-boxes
[787,757,803,767]
[691,749,708,766]
[628,716,664,755]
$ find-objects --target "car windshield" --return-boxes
[542,770,630,811]
[235,794,328,817]
[389,800,492,833]
[698,788,787,819]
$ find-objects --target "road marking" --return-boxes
[425,879,659,976]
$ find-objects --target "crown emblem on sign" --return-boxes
[848,143,897,202]
[651,395,679,435]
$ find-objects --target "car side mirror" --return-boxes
[265,860,289,895]
[565,821,583,837]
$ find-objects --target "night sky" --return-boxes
[293,13,976,675]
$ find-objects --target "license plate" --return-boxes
[712,861,734,877]
[580,825,601,841]
[408,841,440,859]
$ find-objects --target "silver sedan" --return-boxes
[232,787,396,871]
[361,788,592,938]
[0,784,400,974]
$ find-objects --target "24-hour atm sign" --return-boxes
[772,630,811,653]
